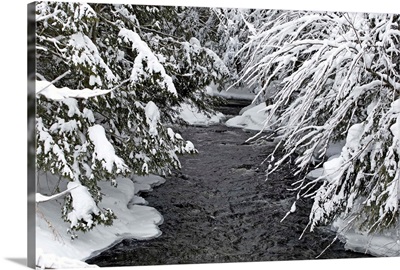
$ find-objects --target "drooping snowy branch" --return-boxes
[88,125,128,174]
[239,10,400,233]
[36,185,78,203]
[66,181,114,232]
[68,32,117,87]
[36,80,113,100]
[118,28,178,97]
[36,2,226,234]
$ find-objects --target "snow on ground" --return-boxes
[129,175,166,206]
[306,170,400,258]
[36,172,166,268]
[304,123,400,257]
[225,102,277,131]
[220,80,281,132]
[177,83,258,126]
[177,103,225,126]
[332,218,400,257]
[36,249,99,269]
[206,83,255,100]
[307,166,400,257]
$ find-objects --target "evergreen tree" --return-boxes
[35,1,228,235]
[192,7,273,87]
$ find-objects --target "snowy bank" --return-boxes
[225,103,277,131]
[304,109,400,257]
[306,163,400,257]
[207,84,255,101]
[36,172,166,268]
[332,218,400,257]
[177,83,258,126]
[177,103,225,126]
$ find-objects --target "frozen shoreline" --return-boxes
[306,166,400,258]
[36,173,166,268]
[228,102,400,258]
[35,93,397,268]
[35,102,227,269]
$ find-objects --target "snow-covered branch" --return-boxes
[36,80,113,101]
[36,185,78,203]
[239,10,400,235]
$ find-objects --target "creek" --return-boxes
[87,100,371,266]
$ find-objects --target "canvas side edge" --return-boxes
[27,2,36,269]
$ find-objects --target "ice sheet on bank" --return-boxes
[333,218,400,257]
[130,174,167,205]
[36,172,165,268]
[225,102,277,131]
[178,103,225,126]
[133,174,166,193]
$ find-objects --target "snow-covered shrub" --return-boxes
[35,2,228,234]
[239,10,400,234]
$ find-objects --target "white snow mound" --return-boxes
[225,103,277,131]
[178,103,225,126]
[36,172,165,268]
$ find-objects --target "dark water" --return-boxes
[87,103,371,267]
